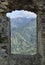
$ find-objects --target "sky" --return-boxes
[6,10,37,19]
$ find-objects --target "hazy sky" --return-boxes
[6,10,37,19]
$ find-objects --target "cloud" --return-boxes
[6,10,37,19]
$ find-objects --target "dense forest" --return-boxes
[11,17,36,55]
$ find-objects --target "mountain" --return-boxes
[11,17,36,28]
[11,17,36,55]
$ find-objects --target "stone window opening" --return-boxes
[6,10,37,55]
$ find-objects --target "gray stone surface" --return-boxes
[10,53,41,65]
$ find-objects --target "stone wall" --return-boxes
[37,1,45,64]
[0,0,45,65]
[10,54,41,65]
[0,14,9,65]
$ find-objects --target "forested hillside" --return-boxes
[11,18,36,55]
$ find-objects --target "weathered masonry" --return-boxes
[0,0,45,65]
